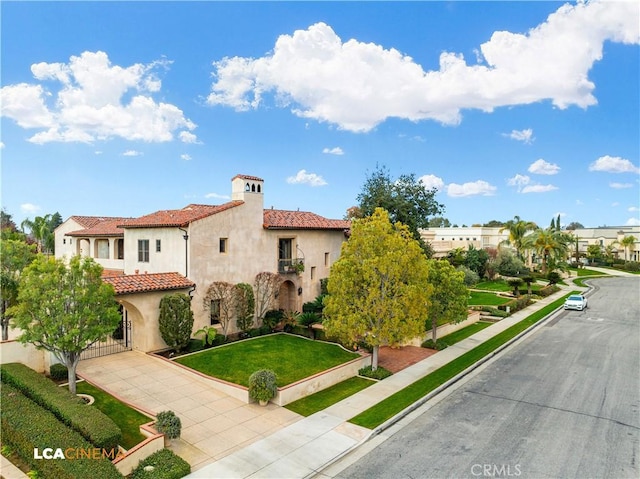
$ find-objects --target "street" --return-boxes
[335,277,640,479]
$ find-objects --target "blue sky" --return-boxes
[1,1,639,230]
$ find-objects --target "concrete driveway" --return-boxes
[77,351,301,471]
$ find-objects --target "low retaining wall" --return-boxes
[406,310,482,347]
[112,422,164,476]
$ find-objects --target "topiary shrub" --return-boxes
[49,363,68,381]
[158,293,194,352]
[248,369,278,404]
[358,365,392,380]
[130,449,190,479]
[155,411,181,439]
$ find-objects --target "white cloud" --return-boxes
[181,154,192,161]
[0,142,4,149]
[589,155,640,174]
[528,159,560,175]
[626,217,640,226]
[322,147,344,155]
[123,150,142,157]
[610,182,633,189]
[0,51,196,144]
[286,169,328,186]
[207,2,639,132]
[179,131,201,144]
[20,203,41,214]
[447,180,496,197]
[419,174,445,191]
[521,184,559,193]
[611,202,619,207]
[576,199,583,205]
[205,192,230,200]
[507,174,530,192]
[629,206,640,212]
[505,128,534,144]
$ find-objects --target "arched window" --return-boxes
[251,183,256,192]
[257,184,261,193]
[245,183,250,191]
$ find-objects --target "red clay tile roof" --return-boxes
[120,202,243,228]
[263,209,351,230]
[232,174,264,182]
[103,272,195,295]
[68,216,121,229]
[67,217,134,237]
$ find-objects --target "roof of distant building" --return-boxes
[67,217,135,237]
[263,209,350,230]
[103,272,195,295]
[232,174,264,182]
[119,202,243,228]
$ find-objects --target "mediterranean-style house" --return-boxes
[420,226,511,258]
[55,175,350,352]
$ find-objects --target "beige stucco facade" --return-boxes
[421,226,510,257]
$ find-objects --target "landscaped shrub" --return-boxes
[358,365,392,380]
[155,411,181,439]
[546,271,562,285]
[262,309,283,330]
[49,363,68,381]
[0,383,121,479]
[248,369,278,404]
[497,296,532,314]
[537,284,560,297]
[421,339,449,350]
[0,363,121,452]
[158,293,194,352]
[130,449,190,479]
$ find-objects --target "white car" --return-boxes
[564,294,588,311]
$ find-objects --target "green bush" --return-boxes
[1,383,121,479]
[248,369,278,403]
[155,411,181,439]
[49,363,68,381]
[262,309,283,330]
[421,339,448,350]
[0,363,121,452]
[498,296,532,314]
[537,284,560,297]
[358,365,392,380]
[130,449,190,479]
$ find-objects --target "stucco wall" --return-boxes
[123,227,187,275]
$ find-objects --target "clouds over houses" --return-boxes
[207,1,639,132]
[286,169,328,187]
[0,51,198,144]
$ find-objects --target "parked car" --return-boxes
[564,294,588,311]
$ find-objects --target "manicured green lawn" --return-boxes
[175,334,360,387]
[285,377,375,416]
[75,381,150,449]
[468,291,511,306]
[440,321,493,346]
[474,280,512,292]
[349,293,573,429]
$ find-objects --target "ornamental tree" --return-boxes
[323,208,432,370]
[10,255,121,394]
[1,239,36,340]
[159,293,194,352]
[426,259,468,346]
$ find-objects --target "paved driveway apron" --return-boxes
[76,351,300,471]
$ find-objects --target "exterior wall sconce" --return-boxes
[297,287,303,296]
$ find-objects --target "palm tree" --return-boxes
[620,235,637,262]
[500,216,538,261]
[523,227,570,274]
[20,215,52,254]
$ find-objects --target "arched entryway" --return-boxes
[278,280,297,312]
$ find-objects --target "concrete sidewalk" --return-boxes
[186,286,576,478]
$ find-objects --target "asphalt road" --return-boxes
[336,277,640,479]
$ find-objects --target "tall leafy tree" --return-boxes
[159,293,194,352]
[0,239,37,340]
[10,255,121,394]
[356,165,445,256]
[323,208,432,370]
[500,215,538,261]
[20,213,61,255]
[426,259,468,346]
[524,227,570,274]
[620,235,637,262]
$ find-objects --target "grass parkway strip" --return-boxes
[349,293,573,429]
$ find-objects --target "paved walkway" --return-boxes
[76,352,300,471]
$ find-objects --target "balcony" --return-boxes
[278,258,305,274]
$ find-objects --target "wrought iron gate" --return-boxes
[80,309,132,360]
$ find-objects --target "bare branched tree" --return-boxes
[254,272,283,325]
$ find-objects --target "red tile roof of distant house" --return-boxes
[67,217,135,237]
[120,202,243,228]
[67,216,126,230]
[263,209,351,230]
[103,272,195,295]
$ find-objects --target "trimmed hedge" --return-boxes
[130,449,190,479]
[1,383,122,479]
[0,363,121,452]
